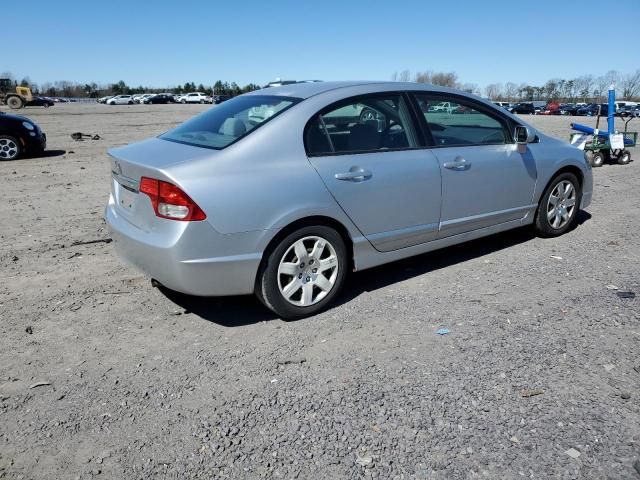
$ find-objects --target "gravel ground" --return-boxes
[1,104,639,480]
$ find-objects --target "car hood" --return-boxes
[0,112,33,123]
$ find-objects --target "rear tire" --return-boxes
[256,226,347,320]
[618,150,631,165]
[0,135,22,161]
[534,172,582,238]
[6,96,23,109]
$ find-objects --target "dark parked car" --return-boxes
[577,104,607,116]
[144,94,175,104]
[0,112,46,160]
[26,96,55,108]
[510,103,535,114]
[214,95,231,104]
[560,104,580,116]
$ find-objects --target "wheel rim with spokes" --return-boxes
[547,180,576,229]
[0,138,19,160]
[277,236,339,307]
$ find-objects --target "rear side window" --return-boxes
[414,94,508,146]
[161,95,300,150]
[305,94,417,156]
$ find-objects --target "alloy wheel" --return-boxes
[546,180,576,229]
[0,137,19,160]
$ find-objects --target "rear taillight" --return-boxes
[139,177,206,221]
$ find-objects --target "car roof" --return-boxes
[245,81,468,100]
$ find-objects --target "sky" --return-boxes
[5,0,639,90]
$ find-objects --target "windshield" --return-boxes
[160,95,301,149]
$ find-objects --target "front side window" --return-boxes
[161,95,300,149]
[305,94,417,156]
[414,94,508,146]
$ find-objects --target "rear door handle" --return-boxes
[335,168,372,182]
[443,157,471,170]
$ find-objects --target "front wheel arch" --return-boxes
[534,170,583,237]
[539,165,584,199]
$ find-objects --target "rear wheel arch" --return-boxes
[258,216,355,277]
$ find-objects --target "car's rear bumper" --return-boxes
[105,195,263,296]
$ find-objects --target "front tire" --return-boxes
[591,151,605,167]
[534,172,582,238]
[0,135,22,161]
[256,226,347,319]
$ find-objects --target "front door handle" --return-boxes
[335,167,372,182]
[443,157,471,171]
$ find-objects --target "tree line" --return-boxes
[4,69,640,101]
[393,69,640,102]
[0,72,261,98]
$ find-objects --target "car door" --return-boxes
[305,93,442,252]
[412,93,537,238]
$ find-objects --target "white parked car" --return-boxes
[136,94,155,104]
[179,92,211,104]
[106,95,134,105]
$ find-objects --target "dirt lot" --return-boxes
[1,104,639,479]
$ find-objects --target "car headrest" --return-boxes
[219,118,246,137]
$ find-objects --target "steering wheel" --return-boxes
[359,108,387,131]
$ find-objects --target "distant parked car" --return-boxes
[97,96,113,104]
[136,94,155,104]
[429,101,456,113]
[576,104,598,116]
[144,94,174,104]
[560,104,579,116]
[214,95,231,104]
[107,95,134,105]
[577,104,609,117]
[179,92,212,104]
[0,112,46,160]
[510,103,535,114]
[538,102,562,115]
[26,96,55,108]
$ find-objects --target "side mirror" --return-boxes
[515,125,536,144]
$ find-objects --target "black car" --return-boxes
[560,104,580,116]
[510,103,535,114]
[0,112,47,160]
[26,96,55,108]
[144,94,174,104]
[214,95,230,104]
[577,104,607,116]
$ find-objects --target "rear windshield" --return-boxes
[160,95,301,149]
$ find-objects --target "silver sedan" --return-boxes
[105,81,593,319]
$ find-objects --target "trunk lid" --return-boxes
[108,138,217,230]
